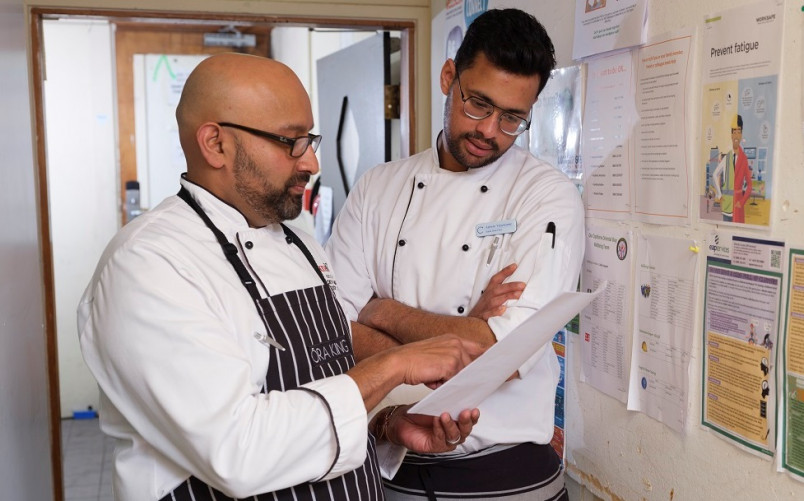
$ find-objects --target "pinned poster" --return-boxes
[530,65,584,192]
[582,51,637,220]
[579,225,634,402]
[633,32,693,224]
[627,234,699,433]
[572,0,649,60]
[551,329,568,460]
[702,232,783,457]
[698,2,782,227]
[783,249,804,477]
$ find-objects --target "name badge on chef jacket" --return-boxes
[475,219,517,238]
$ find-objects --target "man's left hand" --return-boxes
[469,263,526,321]
[384,405,479,453]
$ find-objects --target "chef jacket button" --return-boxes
[462,244,470,251]
[417,182,425,189]
[245,241,254,249]
[398,239,407,247]
[480,185,489,193]
[457,306,465,314]
[285,236,293,244]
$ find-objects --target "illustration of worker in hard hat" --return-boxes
[712,114,752,223]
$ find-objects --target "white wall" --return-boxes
[43,19,118,417]
[429,1,804,499]
[0,0,55,499]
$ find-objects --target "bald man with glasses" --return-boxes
[327,9,585,500]
[78,53,484,501]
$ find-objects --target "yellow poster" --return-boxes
[783,250,804,476]
[705,332,771,443]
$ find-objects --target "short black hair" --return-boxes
[453,9,556,96]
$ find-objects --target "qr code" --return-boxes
[771,249,781,269]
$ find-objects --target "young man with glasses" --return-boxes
[78,53,484,501]
[327,8,585,500]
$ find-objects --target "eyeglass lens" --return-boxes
[293,135,322,157]
[463,98,527,135]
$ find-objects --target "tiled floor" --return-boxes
[61,418,114,501]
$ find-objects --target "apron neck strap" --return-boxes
[177,187,263,300]
[280,223,328,285]
[177,187,328,296]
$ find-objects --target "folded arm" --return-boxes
[357,263,524,349]
[350,321,400,361]
[359,298,495,346]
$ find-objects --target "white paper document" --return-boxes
[572,0,648,60]
[627,234,698,433]
[409,286,606,419]
[580,225,634,402]
[633,32,693,224]
[582,51,637,220]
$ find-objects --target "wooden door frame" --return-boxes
[114,23,274,225]
[29,8,415,500]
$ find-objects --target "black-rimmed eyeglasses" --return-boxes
[455,75,531,136]
[219,122,322,158]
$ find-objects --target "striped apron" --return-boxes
[163,188,384,501]
[384,443,567,500]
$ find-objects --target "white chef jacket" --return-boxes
[326,141,585,457]
[78,178,369,500]
[711,148,735,201]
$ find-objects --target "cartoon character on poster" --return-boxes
[700,77,776,227]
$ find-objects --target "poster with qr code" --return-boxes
[701,232,784,455]
[782,249,804,476]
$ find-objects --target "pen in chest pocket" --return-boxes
[486,235,500,265]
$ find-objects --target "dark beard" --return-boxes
[442,91,502,170]
[446,131,502,170]
[233,142,309,224]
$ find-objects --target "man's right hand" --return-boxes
[347,334,485,411]
[469,263,526,321]
[391,334,485,388]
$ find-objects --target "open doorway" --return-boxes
[30,8,415,499]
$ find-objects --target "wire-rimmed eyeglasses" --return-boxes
[454,74,531,136]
